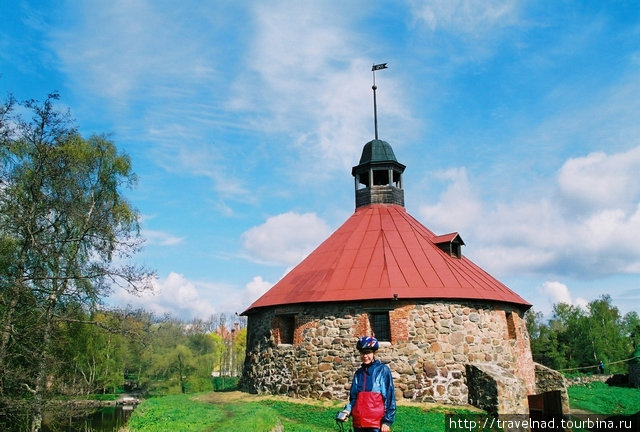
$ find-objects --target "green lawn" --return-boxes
[125,384,640,432]
[125,392,473,432]
[568,381,640,415]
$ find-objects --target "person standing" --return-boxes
[340,336,396,432]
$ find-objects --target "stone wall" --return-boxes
[534,363,570,415]
[240,299,536,407]
[466,363,529,415]
[564,373,612,387]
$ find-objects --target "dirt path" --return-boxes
[195,390,339,407]
[195,390,483,413]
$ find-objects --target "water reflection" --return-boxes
[42,405,134,432]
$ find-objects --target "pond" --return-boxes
[42,405,135,432]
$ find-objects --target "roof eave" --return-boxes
[241,296,532,317]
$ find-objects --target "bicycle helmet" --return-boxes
[356,336,379,352]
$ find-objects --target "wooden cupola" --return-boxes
[351,139,406,208]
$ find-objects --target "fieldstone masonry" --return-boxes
[466,363,529,415]
[534,363,570,416]
[240,299,538,410]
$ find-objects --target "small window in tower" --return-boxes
[392,170,402,188]
[370,312,391,342]
[359,172,370,189]
[505,312,517,340]
[274,315,295,345]
[372,169,389,186]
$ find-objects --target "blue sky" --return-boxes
[2,0,639,320]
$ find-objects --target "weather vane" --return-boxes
[371,63,388,140]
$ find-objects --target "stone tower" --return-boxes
[240,139,568,416]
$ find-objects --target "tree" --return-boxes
[0,93,152,431]
[232,326,247,377]
[0,92,16,152]
[622,311,640,350]
[73,312,126,394]
[547,302,586,369]
[118,307,154,390]
[527,296,635,374]
[585,295,628,372]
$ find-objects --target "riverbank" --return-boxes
[51,393,141,410]
[42,402,136,432]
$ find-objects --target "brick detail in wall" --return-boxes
[294,315,317,345]
[513,311,536,394]
[390,305,411,343]
[271,317,282,345]
[505,311,517,340]
[353,313,371,338]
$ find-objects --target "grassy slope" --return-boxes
[568,382,640,415]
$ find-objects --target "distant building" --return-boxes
[214,322,242,377]
[240,138,568,416]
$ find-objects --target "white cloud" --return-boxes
[47,1,257,211]
[110,272,273,318]
[409,0,519,35]
[418,167,483,234]
[417,145,640,279]
[242,212,332,266]
[233,2,414,179]
[49,0,220,102]
[245,276,273,304]
[575,297,589,310]
[557,146,640,213]
[143,229,184,246]
[538,281,588,315]
[539,281,572,305]
[151,140,254,203]
[111,272,218,320]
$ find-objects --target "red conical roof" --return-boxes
[243,204,530,314]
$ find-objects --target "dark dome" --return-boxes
[358,139,398,165]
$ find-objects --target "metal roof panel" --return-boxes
[243,204,530,314]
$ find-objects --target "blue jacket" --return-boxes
[344,359,396,426]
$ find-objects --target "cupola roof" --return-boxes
[359,139,399,164]
[352,139,405,174]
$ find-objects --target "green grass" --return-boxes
[126,393,474,432]
[568,382,640,415]
[126,394,227,431]
[127,384,640,432]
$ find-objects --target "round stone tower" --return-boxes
[239,139,567,416]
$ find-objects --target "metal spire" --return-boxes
[371,63,388,140]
